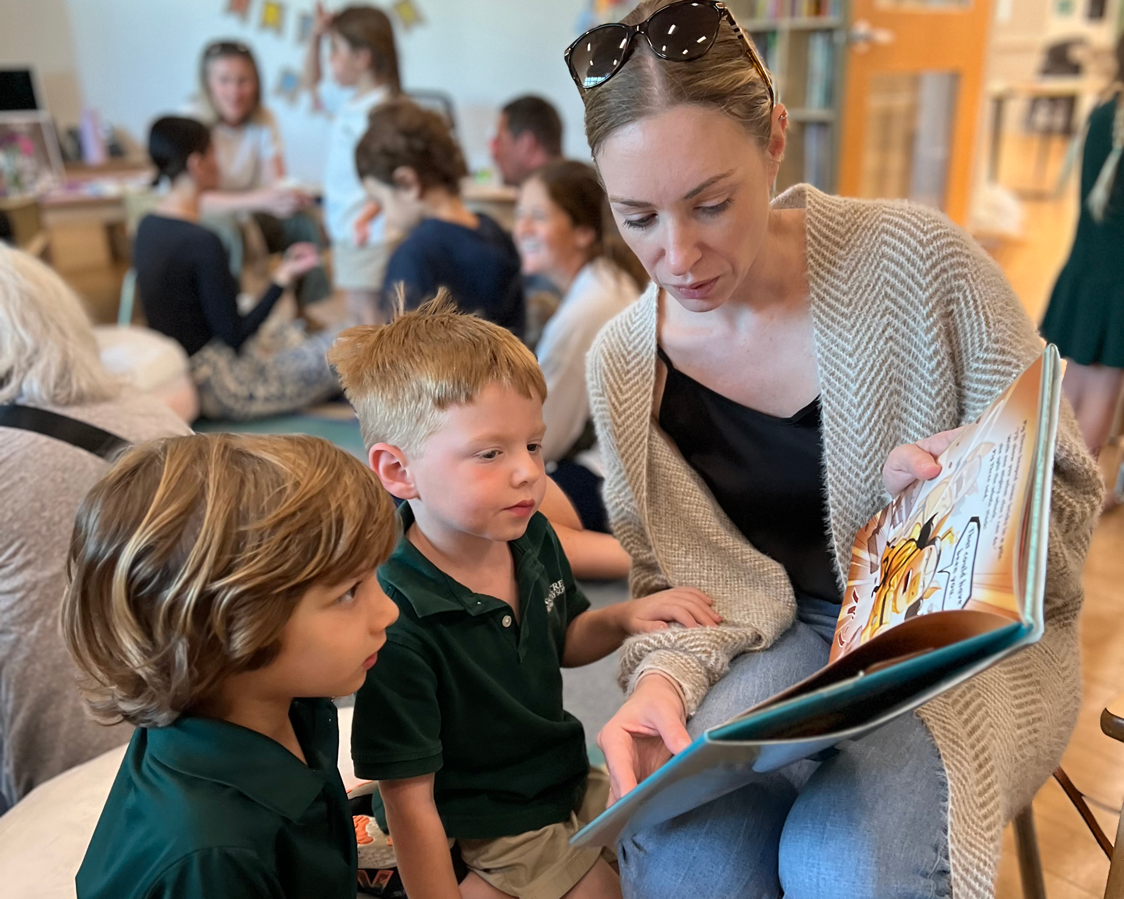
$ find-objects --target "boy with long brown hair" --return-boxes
[63,433,399,899]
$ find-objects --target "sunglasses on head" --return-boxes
[564,0,775,107]
[204,41,253,59]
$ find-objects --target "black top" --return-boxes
[383,213,525,336]
[134,214,283,356]
[353,504,590,840]
[657,346,841,604]
[77,699,356,899]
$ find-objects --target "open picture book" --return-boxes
[571,344,1064,849]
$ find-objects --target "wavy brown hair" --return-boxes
[528,160,648,291]
[581,0,774,158]
[355,99,468,193]
[62,433,398,728]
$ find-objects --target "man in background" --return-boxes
[491,96,563,187]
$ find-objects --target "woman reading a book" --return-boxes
[569,2,1102,897]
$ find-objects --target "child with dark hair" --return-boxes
[356,100,525,335]
[134,116,342,421]
[305,2,402,324]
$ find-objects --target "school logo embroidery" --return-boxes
[545,580,565,613]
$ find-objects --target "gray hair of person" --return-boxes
[580,0,774,159]
[0,244,119,406]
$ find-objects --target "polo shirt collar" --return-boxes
[146,699,332,822]
[381,503,546,619]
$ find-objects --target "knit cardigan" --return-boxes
[586,184,1102,898]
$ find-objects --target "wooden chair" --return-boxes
[1102,692,1124,898]
[1015,692,1124,898]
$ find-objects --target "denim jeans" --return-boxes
[617,605,952,899]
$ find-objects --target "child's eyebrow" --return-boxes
[466,429,546,445]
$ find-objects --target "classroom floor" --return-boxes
[50,130,1123,895]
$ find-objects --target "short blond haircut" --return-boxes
[61,433,398,728]
[328,290,547,455]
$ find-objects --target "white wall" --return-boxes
[0,0,592,182]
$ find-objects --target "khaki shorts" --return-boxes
[457,767,616,899]
[330,240,391,291]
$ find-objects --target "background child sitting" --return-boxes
[328,293,718,899]
[355,101,526,336]
[62,433,399,899]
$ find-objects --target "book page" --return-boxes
[829,353,1045,663]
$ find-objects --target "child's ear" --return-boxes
[370,443,418,500]
[391,166,422,200]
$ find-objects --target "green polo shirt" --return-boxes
[352,504,591,840]
[76,699,356,899]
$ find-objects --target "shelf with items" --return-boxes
[732,0,848,194]
[740,0,842,22]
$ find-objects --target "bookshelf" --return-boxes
[729,0,849,193]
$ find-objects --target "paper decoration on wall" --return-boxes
[261,0,285,33]
[276,68,302,104]
[297,11,315,42]
[226,0,252,20]
[392,0,425,30]
[576,0,628,33]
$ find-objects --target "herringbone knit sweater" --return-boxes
[586,185,1102,898]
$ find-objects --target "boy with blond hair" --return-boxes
[62,433,400,899]
[328,292,719,899]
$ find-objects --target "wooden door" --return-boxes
[835,0,993,223]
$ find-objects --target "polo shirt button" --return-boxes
[502,615,513,628]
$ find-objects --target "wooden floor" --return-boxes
[989,133,1124,899]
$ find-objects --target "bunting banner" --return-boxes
[226,0,252,20]
[260,0,285,33]
[392,0,425,30]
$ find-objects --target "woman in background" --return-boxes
[190,40,330,305]
[135,116,341,421]
[515,160,646,531]
[0,244,189,813]
[1041,35,1124,492]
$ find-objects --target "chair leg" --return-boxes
[1105,805,1124,899]
[1015,806,1048,899]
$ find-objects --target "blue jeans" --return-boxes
[618,608,951,899]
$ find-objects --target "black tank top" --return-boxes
[656,346,841,605]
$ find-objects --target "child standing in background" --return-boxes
[304,2,401,324]
[1040,34,1124,488]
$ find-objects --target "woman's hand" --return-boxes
[882,427,966,496]
[598,673,692,804]
[276,243,321,286]
[622,587,721,634]
[313,1,334,38]
[262,187,310,219]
